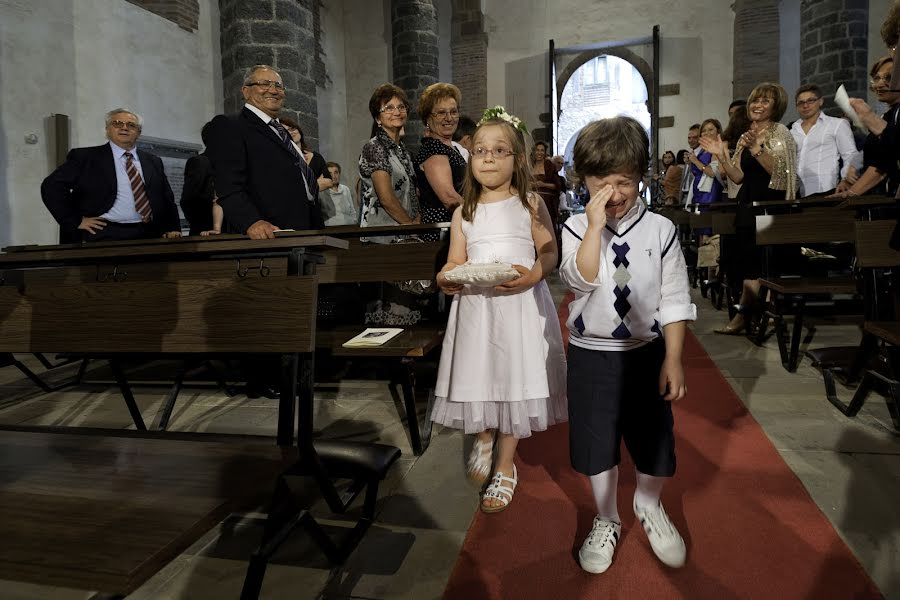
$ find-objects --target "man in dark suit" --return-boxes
[41,108,182,243]
[204,64,322,239]
[180,154,215,236]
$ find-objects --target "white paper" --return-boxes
[834,85,867,132]
[342,328,404,348]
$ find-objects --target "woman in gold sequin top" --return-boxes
[700,82,798,334]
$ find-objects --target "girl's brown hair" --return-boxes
[460,119,533,222]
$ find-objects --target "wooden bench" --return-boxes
[0,234,403,599]
[819,321,900,431]
[754,208,858,371]
[317,325,445,455]
[0,428,290,595]
[307,224,450,453]
[808,221,900,426]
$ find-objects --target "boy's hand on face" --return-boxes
[659,357,687,401]
[585,184,613,232]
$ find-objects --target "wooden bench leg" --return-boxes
[393,359,435,456]
[108,359,147,431]
[786,297,807,372]
[2,352,85,393]
[754,285,772,345]
[240,475,341,600]
[769,297,791,369]
[155,361,192,431]
[276,354,299,447]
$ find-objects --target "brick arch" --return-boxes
[555,47,653,108]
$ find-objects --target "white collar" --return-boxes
[606,200,644,233]
[244,102,278,125]
[108,141,137,158]
[794,112,825,130]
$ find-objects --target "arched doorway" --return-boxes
[557,54,651,165]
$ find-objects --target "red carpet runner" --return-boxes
[443,293,881,599]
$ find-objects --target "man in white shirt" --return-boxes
[680,123,701,208]
[321,162,359,226]
[790,84,861,196]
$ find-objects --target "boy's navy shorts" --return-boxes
[566,339,676,477]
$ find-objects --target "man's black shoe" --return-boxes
[246,385,280,400]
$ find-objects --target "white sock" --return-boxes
[634,471,666,510]
[589,466,620,521]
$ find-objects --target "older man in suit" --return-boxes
[204,64,322,239]
[41,108,181,242]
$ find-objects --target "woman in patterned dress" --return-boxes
[358,83,419,243]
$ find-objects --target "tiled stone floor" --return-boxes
[0,277,898,599]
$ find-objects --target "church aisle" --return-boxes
[442,286,896,599]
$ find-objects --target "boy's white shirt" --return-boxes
[559,201,697,352]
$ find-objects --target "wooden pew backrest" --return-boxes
[855,220,900,268]
[755,209,855,246]
[317,240,444,284]
[0,276,317,354]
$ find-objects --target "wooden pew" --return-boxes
[811,221,900,427]
[308,223,450,456]
[754,208,858,371]
[0,234,401,599]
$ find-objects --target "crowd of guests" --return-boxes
[649,41,900,333]
[39,67,573,248]
[30,3,900,578]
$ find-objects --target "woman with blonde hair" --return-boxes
[415,83,467,240]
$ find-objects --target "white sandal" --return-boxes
[481,465,518,513]
[466,438,494,485]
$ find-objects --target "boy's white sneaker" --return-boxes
[632,499,686,568]
[578,516,621,574]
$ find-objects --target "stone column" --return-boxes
[219,0,321,146]
[451,0,488,119]
[732,0,781,101]
[800,0,869,111]
[391,0,439,156]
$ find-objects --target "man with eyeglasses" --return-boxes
[41,108,182,242]
[204,64,322,240]
[790,83,861,196]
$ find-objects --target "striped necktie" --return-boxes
[269,119,318,203]
[124,152,152,223]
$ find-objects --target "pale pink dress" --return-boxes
[431,196,567,438]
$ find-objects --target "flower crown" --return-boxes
[478,105,528,134]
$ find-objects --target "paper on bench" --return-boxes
[342,328,404,348]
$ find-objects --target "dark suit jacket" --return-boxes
[204,108,322,234]
[180,153,215,235]
[41,143,180,238]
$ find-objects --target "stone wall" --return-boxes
[733,0,781,100]
[391,0,439,156]
[451,0,487,118]
[800,0,869,111]
[219,0,320,145]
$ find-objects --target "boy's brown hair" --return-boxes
[572,116,649,180]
